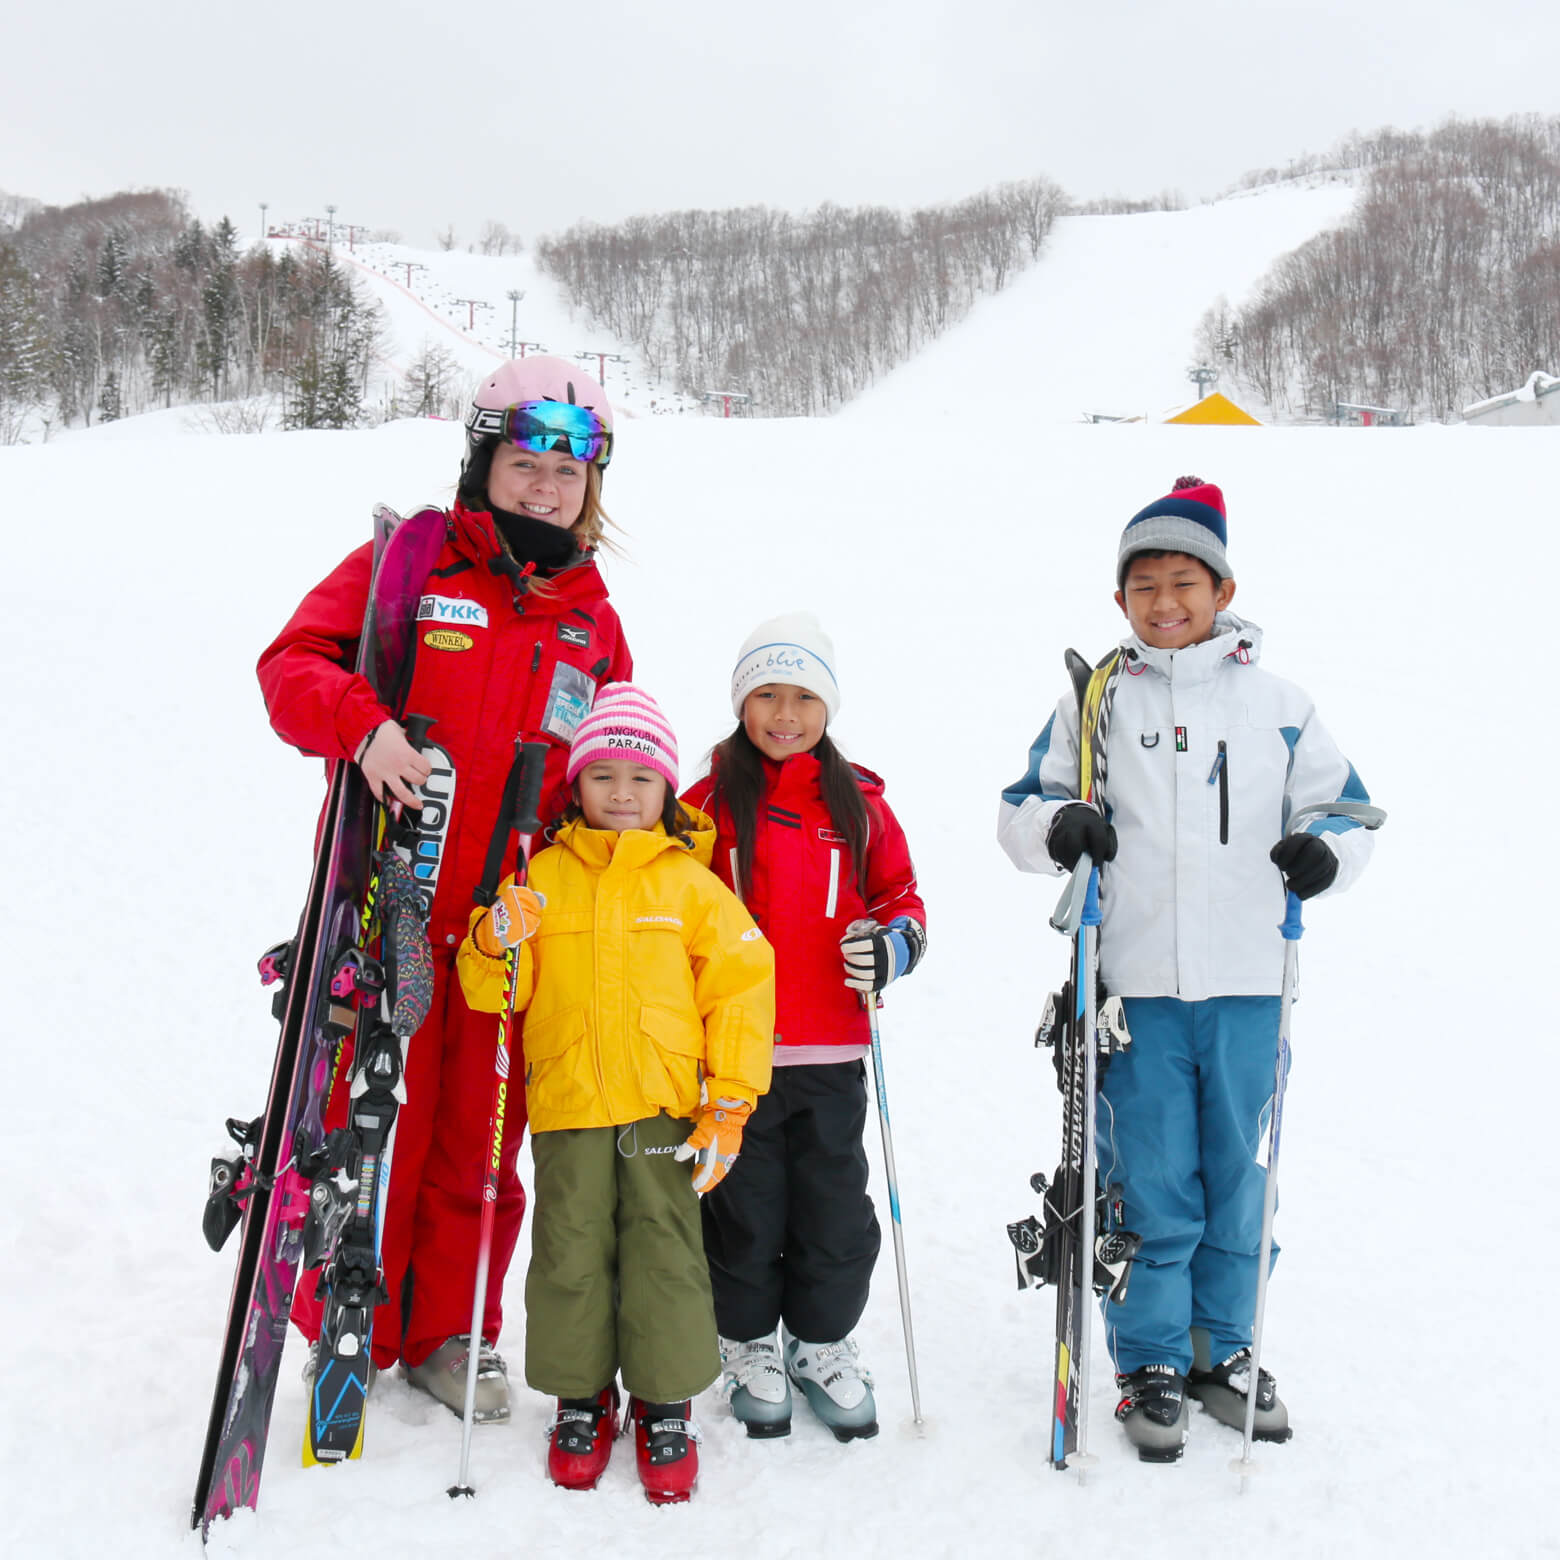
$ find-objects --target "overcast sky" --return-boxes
[5,0,1556,247]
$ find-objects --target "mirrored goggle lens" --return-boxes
[503,401,612,466]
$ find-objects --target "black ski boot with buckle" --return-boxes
[1114,1364,1189,1462]
[1187,1329,1292,1443]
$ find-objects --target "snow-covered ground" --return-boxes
[4,188,1555,1559]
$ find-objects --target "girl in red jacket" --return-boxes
[257,357,632,1423]
[681,612,926,1442]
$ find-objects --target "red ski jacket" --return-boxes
[258,501,632,947]
[682,754,924,1052]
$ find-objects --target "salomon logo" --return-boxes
[395,744,457,911]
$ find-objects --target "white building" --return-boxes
[1462,371,1560,427]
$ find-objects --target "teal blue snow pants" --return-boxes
[1097,996,1282,1374]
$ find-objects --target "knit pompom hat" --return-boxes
[729,612,842,722]
[565,683,679,790]
[1117,475,1230,585]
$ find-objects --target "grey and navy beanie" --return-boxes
[1116,475,1230,586]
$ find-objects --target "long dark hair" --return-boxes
[707,723,870,903]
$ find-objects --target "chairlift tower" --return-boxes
[576,351,627,386]
[701,389,752,419]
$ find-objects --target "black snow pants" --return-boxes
[700,1060,882,1344]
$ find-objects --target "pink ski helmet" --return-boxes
[463,355,614,473]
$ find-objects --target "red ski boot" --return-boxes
[546,1384,620,1491]
[630,1397,699,1505]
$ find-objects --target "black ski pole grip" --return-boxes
[513,740,551,837]
[403,713,435,752]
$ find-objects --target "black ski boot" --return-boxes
[1187,1329,1292,1443]
[1114,1364,1189,1462]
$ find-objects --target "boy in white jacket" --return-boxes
[998,477,1375,1461]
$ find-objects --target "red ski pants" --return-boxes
[291,945,528,1367]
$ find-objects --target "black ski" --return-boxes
[1005,647,1140,1470]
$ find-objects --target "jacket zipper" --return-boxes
[1207,740,1229,844]
[824,848,840,919]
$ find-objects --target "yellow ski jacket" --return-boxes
[457,809,775,1133]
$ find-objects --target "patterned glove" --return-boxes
[840,916,927,992]
[1046,802,1117,872]
[473,883,545,957]
[674,1094,753,1194]
[1269,834,1338,900]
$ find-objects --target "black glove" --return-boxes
[1045,803,1117,872]
[840,917,927,992]
[1269,833,1338,900]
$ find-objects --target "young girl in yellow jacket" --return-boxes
[458,684,774,1505]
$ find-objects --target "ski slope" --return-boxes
[3,188,1554,1560]
[261,176,1358,433]
[851,179,1361,425]
[265,232,698,418]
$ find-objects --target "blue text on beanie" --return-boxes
[729,612,841,723]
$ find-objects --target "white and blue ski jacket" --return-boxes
[998,614,1374,1001]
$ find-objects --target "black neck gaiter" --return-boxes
[489,503,580,573]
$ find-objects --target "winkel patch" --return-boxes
[423,629,473,652]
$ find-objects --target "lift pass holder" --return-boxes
[540,663,595,742]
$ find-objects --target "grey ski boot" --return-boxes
[718,1334,792,1438]
[783,1331,878,1442]
[1113,1364,1189,1462]
[1187,1327,1292,1443]
[402,1335,510,1423]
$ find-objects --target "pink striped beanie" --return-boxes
[565,683,679,790]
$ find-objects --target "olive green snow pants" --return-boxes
[525,1113,719,1403]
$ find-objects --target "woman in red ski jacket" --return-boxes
[257,357,631,1421]
[680,612,926,1443]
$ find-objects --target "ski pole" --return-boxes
[1233,801,1385,1486]
[449,739,549,1500]
[864,990,925,1428]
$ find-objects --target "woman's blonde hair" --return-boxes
[572,463,620,555]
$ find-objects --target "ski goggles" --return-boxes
[467,399,613,467]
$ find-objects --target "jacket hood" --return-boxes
[553,804,716,871]
[1122,612,1264,685]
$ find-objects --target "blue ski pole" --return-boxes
[1233,800,1386,1486]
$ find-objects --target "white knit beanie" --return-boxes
[729,612,841,722]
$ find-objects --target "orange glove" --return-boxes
[473,883,545,957]
[674,1094,753,1194]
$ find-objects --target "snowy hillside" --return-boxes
[850,180,1361,425]
[4,187,1555,1560]
[300,236,698,420]
[236,178,1358,436]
